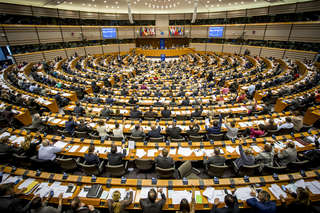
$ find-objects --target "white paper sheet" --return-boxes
[269,184,287,199]
[69,145,80,152]
[234,187,252,201]
[79,146,89,153]
[53,141,68,149]
[136,149,146,158]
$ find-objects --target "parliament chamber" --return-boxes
[0,0,320,213]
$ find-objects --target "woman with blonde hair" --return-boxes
[18,134,41,157]
[234,140,255,171]
[96,120,109,141]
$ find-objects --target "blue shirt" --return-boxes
[206,115,222,134]
[246,198,276,213]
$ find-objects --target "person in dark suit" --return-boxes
[181,97,190,106]
[191,106,202,118]
[107,144,126,166]
[76,119,91,132]
[206,114,223,134]
[166,122,182,139]
[148,125,162,138]
[211,193,240,213]
[161,106,171,118]
[130,106,142,119]
[144,107,158,118]
[0,136,14,154]
[73,102,85,116]
[155,148,174,169]
[187,120,200,136]
[246,190,276,213]
[65,117,78,135]
[84,144,100,165]
[139,188,166,213]
[204,148,226,166]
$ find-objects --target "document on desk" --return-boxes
[203,149,214,156]
[79,146,89,153]
[54,141,68,149]
[269,184,287,199]
[78,186,90,197]
[306,181,320,194]
[226,146,235,153]
[100,191,109,200]
[51,119,62,124]
[136,149,146,158]
[211,190,231,203]
[169,148,177,155]
[34,182,51,198]
[94,146,108,154]
[169,190,192,204]
[12,136,25,145]
[251,146,262,153]
[69,145,80,153]
[3,176,22,184]
[178,147,192,156]
[0,173,10,183]
[234,187,252,201]
[128,140,135,150]
[0,132,10,139]
[295,179,306,189]
[194,149,204,157]
[89,123,96,128]
[140,187,167,199]
[203,187,215,201]
[147,149,157,157]
[18,178,36,189]
[293,140,305,148]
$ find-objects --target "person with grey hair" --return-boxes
[38,139,61,161]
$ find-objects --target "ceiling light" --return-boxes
[241,1,244,4]
[94,4,96,7]
[92,0,95,2]
[207,0,209,3]
[188,1,191,4]
[106,5,108,8]
[88,3,91,6]
[104,0,106,2]
[235,2,238,5]
[219,0,221,2]
[217,4,220,6]
[82,3,85,6]
[117,6,119,8]
[69,1,72,4]
[228,2,231,5]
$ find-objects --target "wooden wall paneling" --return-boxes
[13,52,44,63]
[43,49,66,61]
[32,7,58,17]
[61,26,82,42]
[0,3,32,16]
[284,49,317,61]
[289,23,320,43]
[0,27,8,46]
[208,12,227,19]
[102,44,119,53]
[80,11,99,20]
[189,43,206,51]
[244,24,266,40]
[82,26,101,41]
[37,26,63,43]
[85,46,103,55]
[223,44,241,54]
[66,47,86,57]
[240,45,262,56]
[227,10,246,18]
[58,9,80,19]
[264,24,291,41]
[246,7,268,17]
[118,27,135,39]
[260,47,284,59]
[4,26,39,45]
[268,3,297,15]
[296,0,320,13]
[206,43,223,53]
[224,25,244,39]
[190,26,208,38]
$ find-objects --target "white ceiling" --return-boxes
[0,0,310,14]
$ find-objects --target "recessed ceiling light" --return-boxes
[241,1,244,4]
[94,4,96,7]
[88,3,91,6]
[104,0,106,2]
[188,1,191,4]
[207,0,209,3]
[217,4,220,6]
[92,0,95,2]
[69,1,72,4]
[228,2,231,5]
[106,5,108,8]
[82,3,85,6]
[117,6,119,8]
[235,2,238,5]
[219,0,221,2]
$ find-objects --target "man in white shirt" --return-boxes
[277,117,294,130]
[38,140,62,161]
[113,122,124,139]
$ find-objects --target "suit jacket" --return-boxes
[131,129,145,138]
[107,152,125,166]
[139,193,166,213]
[130,110,142,119]
[211,196,240,213]
[278,147,297,166]
[246,198,276,213]
[205,155,226,166]
[155,156,174,169]
[187,124,200,136]
[148,127,162,138]
[161,110,171,118]
[144,111,158,118]
[166,127,182,139]
[65,120,77,133]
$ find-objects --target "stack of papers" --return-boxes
[140,187,167,199]
[34,182,51,198]
[3,176,22,184]
[169,148,177,155]
[203,149,214,156]
[168,190,192,204]
[69,145,80,152]
[147,149,158,157]
[0,173,10,183]
[226,146,235,153]
[136,149,146,158]
[79,146,89,153]
[194,149,204,157]
[202,187,231,203]
[54,141,68,149]
[178,147,193,156]
[269,184,287,199]
[306,181,320,194]
[234,187,252,201]
[0,132,10,139]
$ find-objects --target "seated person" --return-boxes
[84,144,100,165]
[206,114,222,134]
[211,193,240,213]
[17,135,40,157]
[96,120,110,141]
[130,106,142,119]
[204,147,226,166]
[86,109,96,118]
[166,122,182,139]
[108,190,133,213]
[277,117,294,130]
[131,124,146,138]
[191,106,202,118]
[161,106,171,118]
[65,117,78,135]
[0,136,15,154]
[107,144,126,166]
[73,102,85,116]
[255,143,274,168]
[28,113,45,130]
[155,148,174,169]
[67,196,99,213]
[291,111,303,132]
[100,106,113,118]
[112,121,124,139]
[181,97,190,106]
[76,119,91,132]
[261,118,277,131]
[277,141,297,166]
[224,118,238,140]
[187,120,200,136]
[38,139,62,161]
[148,124,162,138]
[246,190,276,213]
[234,144,255,170]
[249,124,265,138]
[140,188,166,213]
[144,106,158,118]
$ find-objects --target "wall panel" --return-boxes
[284,50,317,61]
[4,26,38,45]
[296,1,320,13]
[61,27,82,42]
[190,26,207,38]
[269,4,297,15]
[189,43,206,51]
[32,7,58,17]
[206,43,223,53]
[66,47,86,57]
[208,12,226,19]
[85,46,103,55]
[14,52,44,63]
[98,13,117,20]
[58,9,80,19]
[244,24,266,40]
[225,25,244,39]
[260,47,284,59]
[0,27,8,46]
[0,3,32,16]
[247,7,268,17]
[240,45,261,56]
[264,24,291,41]
[37,26,63,43]
[227,10,246,18]
[223,44,241,54]
[80,12,99,20]
[43,49,66,61]
[118,27,135,39]
[82,26,101,40]
[103,44,119,53]
[289,23,320,43]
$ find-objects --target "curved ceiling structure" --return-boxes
[0,0,310,14]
